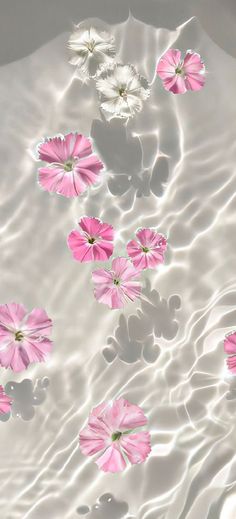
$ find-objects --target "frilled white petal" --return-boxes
[96,63,150,118]
[67,27,116,78]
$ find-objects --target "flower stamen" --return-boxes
[15,331,24,342]
[64,160,74,172]
[112,431,122,441]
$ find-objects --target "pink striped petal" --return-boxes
[0,303,27,329]
[23,308,52,337]
[120,431,151,464]
[227,356,236,375]
[96,444,126,473]
[224,332,236,354]
[0,385,11,415]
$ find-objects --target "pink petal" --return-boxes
[184,73,205,92]
[183,51,205,74]
[20,337,52,364]
[94,284,124,309]
[92,268,114,286]
[79,216,114,241]
[79,425,109,456]
[23,308,52,337]
[74,155,104,186]
[120,431,151,464]
[227,356,236,375]
[163,74,186,94]
[71,134,92,159]
[68,231,95,262]
[0,342,29,372]
[96,444,126,473]
[156,49,182,79]
[112,257,140,283]
[38,136,69,163]
[224,332,236,354]
[0,385,11,415]
[0,303,27,330]
[114,398,148,430]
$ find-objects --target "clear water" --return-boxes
[0,5,236,519]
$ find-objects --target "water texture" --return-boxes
[0,6,236,519]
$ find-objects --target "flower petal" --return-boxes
[0,303,27,330]
[23,308,52,337]
[96,444,126,472]
[224,332,236,354]
[157,49,181,79]
[0,385,11,415]
[120,431,151,464]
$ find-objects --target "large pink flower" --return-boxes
[37,133,104,198]
[92,257,141,309]
[0,385,11,415]
[224,331,236,375]
[127,228,167,271]
[79,398,151,472]
[157,49,205,94]
[0,303,53,372]
[68,216,114,263]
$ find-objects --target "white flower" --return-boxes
[95,63,150,118]
[67,27,116,78]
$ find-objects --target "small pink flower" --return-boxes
[156,49,205,94]
[79,398,151,472]
[224,331,236,375]
[127,228,167,270]
[92,257,141,309]
[0,385,11,415]
[0,303,53,372]
[37,132,104,198]
[68,216,114,263]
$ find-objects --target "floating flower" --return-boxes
[156,49,205,94]
[127,228,167,270]
[92,257,141,309]
[67,26,116,78]
[224,331,236,374]
[0,385,11,415]
[37,133,104,198]
[96,63,150,118]
[0,303,53,372]
[79,398,151,472]
[68,216,114,262]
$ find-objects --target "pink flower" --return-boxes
[0,385,11,415]
[79,398,151,472]
[224,331,236,375]
[67,216,114,263]
[37,133,104,198]
[92,257,141,309]
[0,303,53,372]
[127,228,167,270]
[156,49,205,94]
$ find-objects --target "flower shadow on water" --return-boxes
[0,377,50,421]
[103,279,181,364]
[76,493,135,518]
[91,118,169,199]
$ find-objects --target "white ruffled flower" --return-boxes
[67,27,116,78]
[95,63,150,118]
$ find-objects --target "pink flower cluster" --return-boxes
[67,216,167,309]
